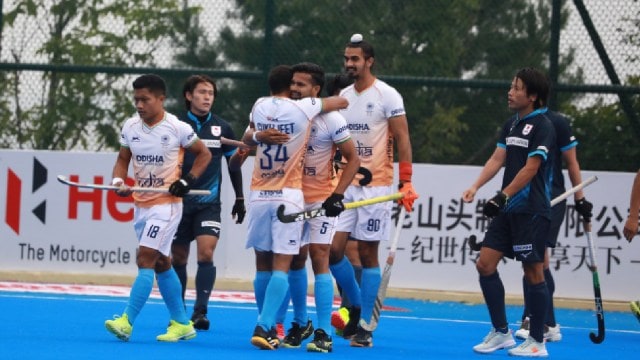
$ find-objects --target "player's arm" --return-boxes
[111,147,132,196]
[502,155,543,198]
[389,114,419,211]
[624,169,640,242]
[186,139,212,179]
[320,96,349,113]
[462,146,506,203]
[333,139,360,195]
[563,147,585,200]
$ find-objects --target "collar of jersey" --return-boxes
[187,111,212,132]
[516,107,548,122]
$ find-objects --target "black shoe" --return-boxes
[342,307,361,339]
[191,308,210,331]
[250,325,279,350]
[306,329,333,353]
[350,326,373,347]
[282,319,314,348]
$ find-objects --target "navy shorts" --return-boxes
[546,200,566,248]
[482,212,550,263]
[173,202,221,244]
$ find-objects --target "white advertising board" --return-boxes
[0,149,637,301]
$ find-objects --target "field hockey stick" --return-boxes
[584,218,605,344]
[57,175,211,195]
[468,175,599,250]
[221,136,252,149]
[334,161,372,186]
[276,192,403,223]
[360,205,406,332]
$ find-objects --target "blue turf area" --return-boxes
[1,290,639,359]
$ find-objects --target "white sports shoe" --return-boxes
[515,317,530,340]
[543,324,562,342]
[472,328,516,354]
[508,336,548,357]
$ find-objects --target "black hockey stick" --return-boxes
[584,219,605,344]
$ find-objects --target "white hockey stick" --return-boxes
[360,205,406,332]
[57,175,211,196]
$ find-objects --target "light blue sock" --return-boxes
[157,267,190,324]
[314,273,334,332]
[330,257,361,307]
[253,271,271,314]
[257,271,289,330]
[360,267,381,324]
[288,268,308,325]
[123,268,154,324]
[276,288,290,324]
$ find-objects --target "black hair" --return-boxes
[132,74,166,96]
[182,74,218,110]
[346,34,375,60]
[325,73,354,96]
[292,62,326,95]
[268,65,294,94]
[515,67,550,109]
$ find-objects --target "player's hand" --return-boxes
[232,198,246,224]
[322,193,345,217]
[169,173,196,197]
[623,216,638,243]
[575,197,593,222]
[462,187,477,203]
[483,191,508,218]
[398,182,418,212]
[257,128,290,145]
[112,177,132,197]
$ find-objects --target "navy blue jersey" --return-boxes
[180,111,238,205]
[497,108,556,218]
[545,110,578,198]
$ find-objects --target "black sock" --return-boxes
[173,263,188,303]
[521,275,530,321]
[527,281,549,343]
[544,268,556,327]
[479,272,507,330]
[194,261,215,312]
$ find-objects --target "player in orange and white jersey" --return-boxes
[105,74,211,343]
[242,65,349,350]
[329,34,419,348]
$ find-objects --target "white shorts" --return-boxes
[336,185,393,242]
[133,202,183,256]
[245,188,304,255]
[301,201,338,246]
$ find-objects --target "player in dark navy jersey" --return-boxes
[171,74,248,330]
[514,109,593,342]
[462,68,555,357]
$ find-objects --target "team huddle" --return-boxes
[97,33,624,358]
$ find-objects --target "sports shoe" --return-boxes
[156,320,197,342]
[515,317,530,340]
[508,336,548,357]
[282,319,314,348]
[276,322,285,340]
[331,307,350,332]
[105,314,132,341]
[544,323,562,342]
[631,300,640,323]
[342,306,361,339]
[472,328,516,354]
[306,329,333,353]
[250,325,279,350]
[191,308,210,331]
[350,325,373,348]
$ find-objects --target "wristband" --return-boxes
[399,161,412,183]
[111,177,124,186]
[252,131,261,144]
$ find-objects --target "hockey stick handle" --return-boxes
[550,175,598,206]
[57,175,211,195]
[276,192,403,223]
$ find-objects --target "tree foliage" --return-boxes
[0,0,199,150]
